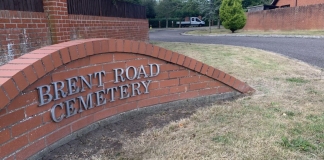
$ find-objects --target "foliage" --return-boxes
[122,0,141,4]
[242,0,273,9]
[141,0,157,18]
[155,0,182,27]
[199,0,221,32]
[175,0,200,19]
[150,0,202,28]
[148,0,273,21]
[220,0,246,33]
[199,0,221,21]
[149,18,179,28]
[182,0,200,17]
[155,0,181,19]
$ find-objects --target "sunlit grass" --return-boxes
[94,42,324,159]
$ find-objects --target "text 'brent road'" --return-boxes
[36,64,160,122]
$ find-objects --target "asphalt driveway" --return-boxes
[150,28,324,68]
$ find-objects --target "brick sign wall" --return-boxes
[244,4,324,30]
[0,38,254,159]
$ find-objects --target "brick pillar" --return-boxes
[43,0,70,44]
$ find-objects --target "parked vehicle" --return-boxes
[176,17,205,27]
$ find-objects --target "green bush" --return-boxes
[220,0,246,33]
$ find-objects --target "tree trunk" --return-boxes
[179,18,181,28]
[166,18,168,28]
[209,17,211,33]
[217,18,220,29]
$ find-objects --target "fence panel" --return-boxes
[67,0,146,19]
[0,0,44,12]
[67,0,101,16]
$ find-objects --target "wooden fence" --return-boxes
[67,0,146,19]
[0,0,44,12]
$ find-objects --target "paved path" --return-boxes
[150,28,324,68]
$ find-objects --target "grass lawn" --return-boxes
[187,28,324,36]
[95,42,324,159]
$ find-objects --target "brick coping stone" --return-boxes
[0,38,254,159]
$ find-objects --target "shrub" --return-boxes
[220,0,246,33]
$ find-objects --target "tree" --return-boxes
[242,0,272,9]
[199,0,221,33]
[141,0,157,18]
[181,0,200,17]
[123,0,141,4]
[213,0,222,30]
[220,0,246,33]
[155,0,181,28]
[174,0,200,28]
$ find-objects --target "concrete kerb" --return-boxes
[181,32,324,39]
[28,91,241,160]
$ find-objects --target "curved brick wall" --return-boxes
[0,38,254,159]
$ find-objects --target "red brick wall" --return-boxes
[276,0,295,6]
[276,0,324,7]
[297,0,324,6]
[244,4,324,30]
[43,0,70,44]
[0,0,149,66]
[0,38,254,160]
[0,10,51,66]
[69,15,148,42]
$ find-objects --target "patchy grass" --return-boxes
[187,28,324,36]
[286,77,309,83]
[280,137,317,152]
[94,42,324,159]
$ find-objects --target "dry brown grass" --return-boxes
[94,42,324,159]
[187,28,324,36]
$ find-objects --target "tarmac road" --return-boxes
[149,28,324,68]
